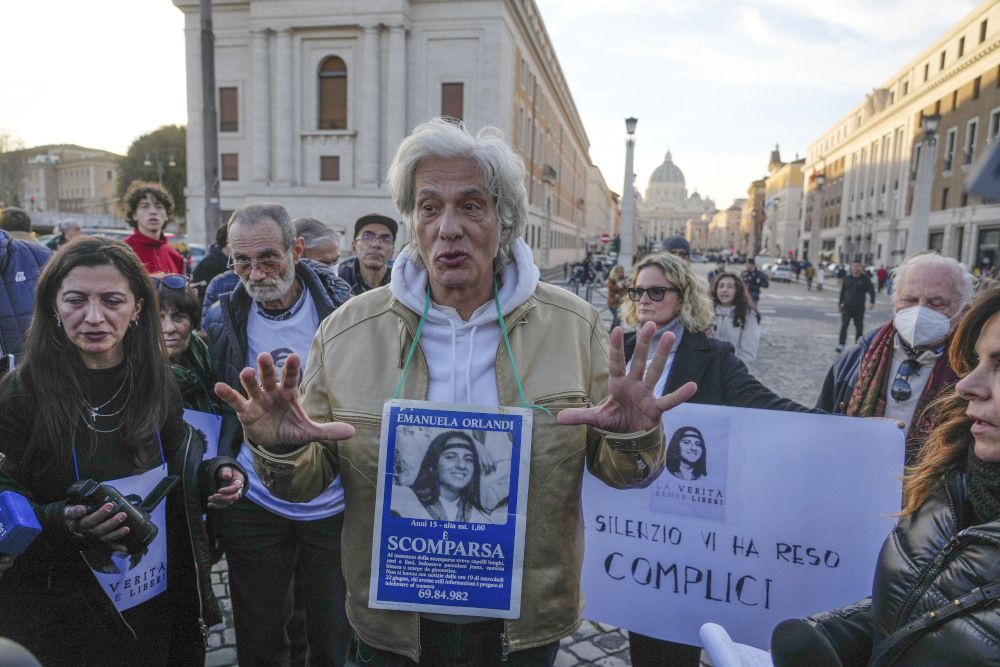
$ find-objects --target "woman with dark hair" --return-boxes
[0,236,246,666]
[155,274,218,413]
[710,272,760,369]
[391,430,502,524]
[666,426,707,481]
[772,288,1000,666]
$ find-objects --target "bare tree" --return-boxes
[0,130,26,207]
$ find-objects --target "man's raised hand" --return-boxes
[215,352,355,449]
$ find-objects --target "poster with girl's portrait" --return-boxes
[370,400,533,618]
[649,415,730,521]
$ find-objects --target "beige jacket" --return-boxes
[247,282,665,661]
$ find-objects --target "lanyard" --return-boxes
[393,279,551,415]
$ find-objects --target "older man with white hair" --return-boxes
[216,119,695,665]
[817,252,974,465]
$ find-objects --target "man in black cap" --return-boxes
[662,234,690,262]
[339,213,397,294]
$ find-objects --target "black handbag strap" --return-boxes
[871,578,1000,666]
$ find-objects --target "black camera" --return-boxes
[67,476,179,555]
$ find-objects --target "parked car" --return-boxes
[771,265,792,283]
[186,243,207,275]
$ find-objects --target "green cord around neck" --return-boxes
[392,277,551,416]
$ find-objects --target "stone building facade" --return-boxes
[172,0,614,268]
[800,0,1000,270]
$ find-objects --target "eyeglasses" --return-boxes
[152,274,189,290]
[227,253,288,275]
[626,286,682,302]
[890,359,923,402]
[356,231,394,245]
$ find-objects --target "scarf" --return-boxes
[846,323,958,463]
[170,334,217,413]
[967,447,1000,525]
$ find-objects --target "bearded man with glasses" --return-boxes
[202,202,354,666]
[339,213,398,294]
[818,252,974,467]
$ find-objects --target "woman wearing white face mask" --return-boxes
[817,253,974,467]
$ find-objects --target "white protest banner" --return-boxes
[582,403,904,649]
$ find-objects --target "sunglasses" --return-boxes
[890,359,922,402]
[626,286,682,302]
[152,274,190,290]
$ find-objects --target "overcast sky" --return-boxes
[0,0,980,206]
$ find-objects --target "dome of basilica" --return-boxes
[648,151,685,187]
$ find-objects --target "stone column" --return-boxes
[361,24,381,185]
[184,19,205,231]
[252,29,271,184]
[385,25,407,168]
[274,29,294,185]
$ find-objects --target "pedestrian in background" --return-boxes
[741,257,769,303]
[0,207,42,245]
[710,272,760,369]
[606,265,626,331]
[876,265,888,293]
[295,216,341,268]
[0,217,51,358]
[192,224,229,301]
[804,262,816,290]
[816,265,825,291]
[836,260,876,352]
[662,234,690,262]
[122,181,185,275]
[44,219,83,251]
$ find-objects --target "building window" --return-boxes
[952,90,959,111]
[903,81,909,95]
[940,51,946,70]
[943,128,957,172]
[935,99,942,114]
[221,153,239,181]
[981,19,988,43]
[988,107,1000,144]
[965,118,979,166]
[924,63,929,82]
[320,156,340,181]
[520,59,526,88]
[441,83,464,120]
[975,76,982,99]
[219,87,238,132]
[106,169,113,180]
[318,56,348,130]
[941,187,949,209]
[959,36,966,57]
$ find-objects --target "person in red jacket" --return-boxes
[122,181,185,274]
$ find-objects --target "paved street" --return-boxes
[204,264,894,666]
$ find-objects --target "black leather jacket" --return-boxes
[806,471,1000,665]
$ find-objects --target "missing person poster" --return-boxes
[582,403,905,649]
[183,409,221,460]
[369,400,533,617]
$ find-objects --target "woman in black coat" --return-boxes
[620,252,814,666]
[772,288,1000,666]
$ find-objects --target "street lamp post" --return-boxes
[909,113,941,256]
[144,150,177,184]
[620,117,638,273]
[809,169,826,263]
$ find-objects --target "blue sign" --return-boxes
[369,400,533,618]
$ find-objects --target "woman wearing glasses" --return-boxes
[620,252,815,667]
[772,288,1000,666]
[0,236,246,666]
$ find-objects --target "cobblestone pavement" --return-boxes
[204,263,892,666]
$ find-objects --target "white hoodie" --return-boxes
[390,238,540,406]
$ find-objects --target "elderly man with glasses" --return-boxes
[817,252,973,468]
[339,213,397,294]
[202,202,354,666]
